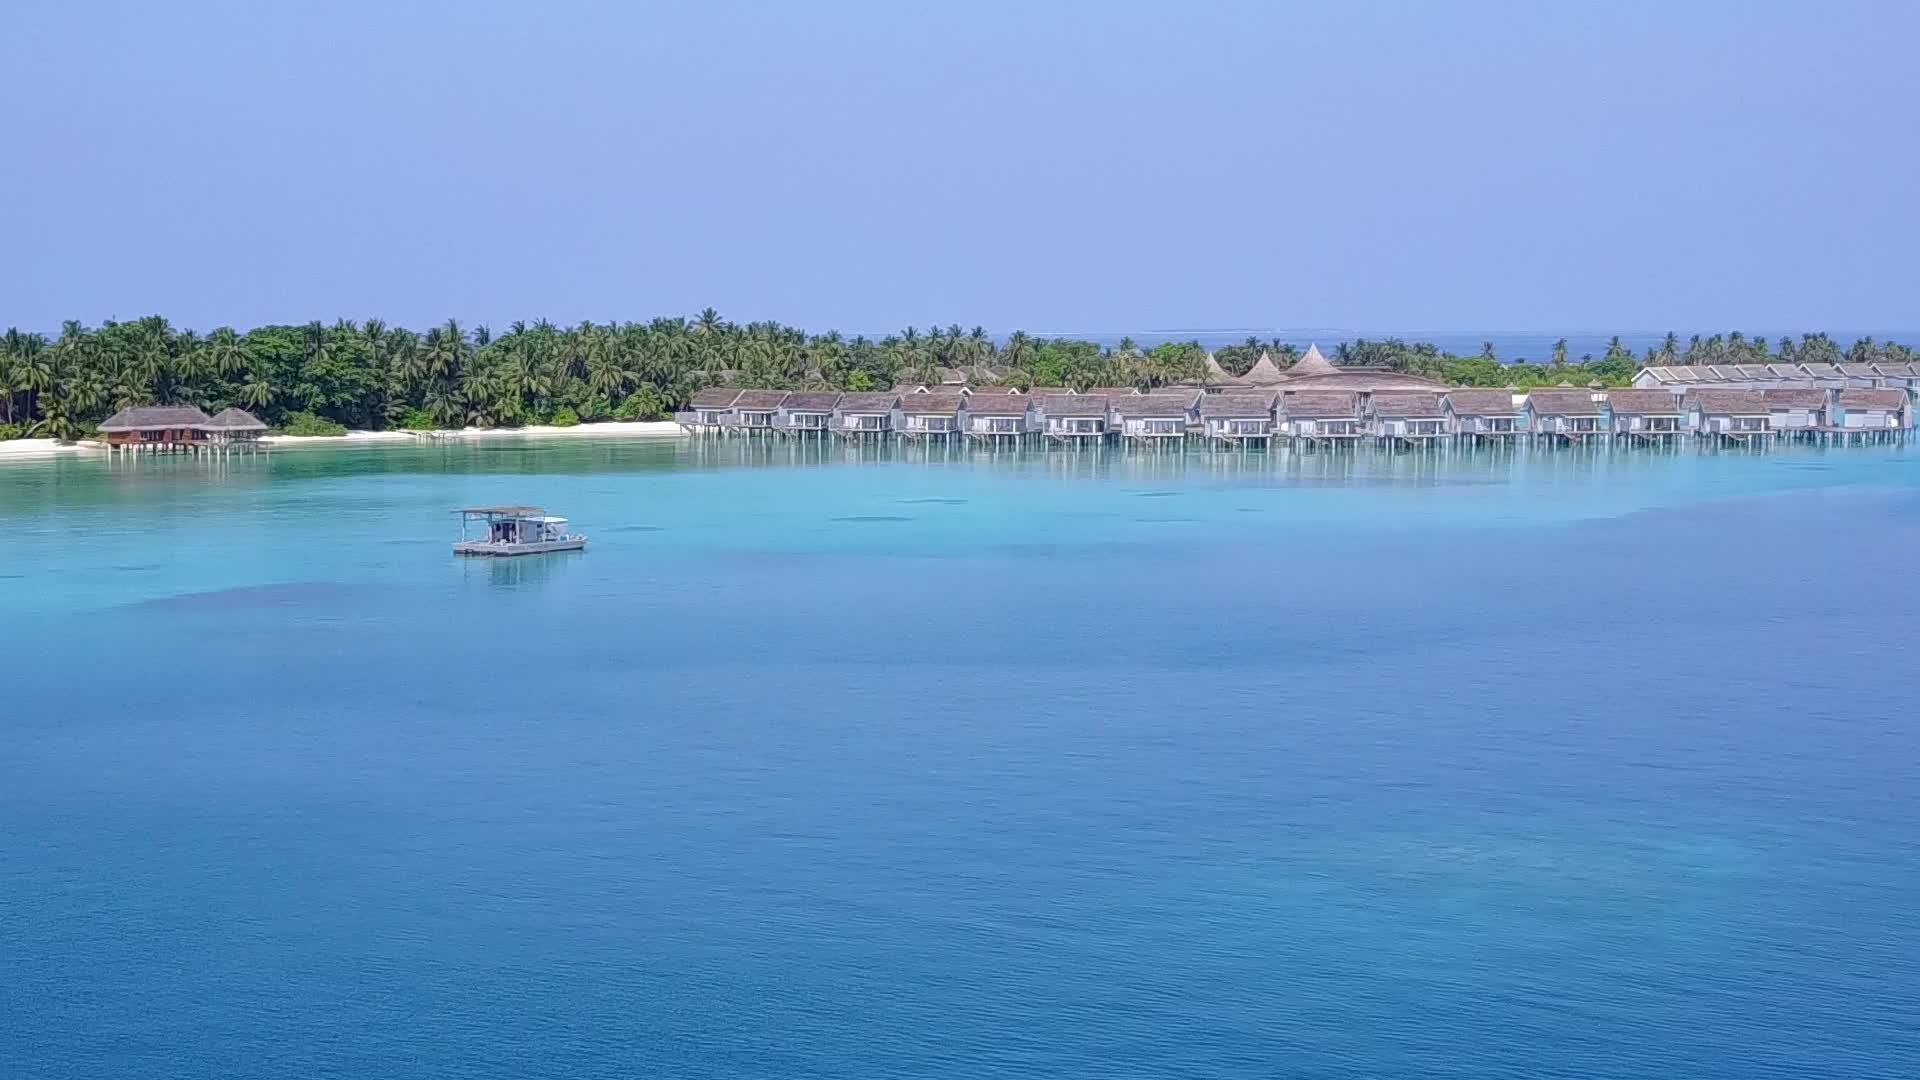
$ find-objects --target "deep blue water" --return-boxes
[4,439,1918,1078]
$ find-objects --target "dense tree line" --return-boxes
[0,314,1909,440]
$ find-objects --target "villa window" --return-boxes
[1142,419,1180,435]
[982,417,1018,433]
[741,412,771,427]
[792,413,825,429]
[1487,417,1515,432]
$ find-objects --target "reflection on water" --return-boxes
[464,552,578,590]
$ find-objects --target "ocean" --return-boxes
[3,438,1917,1079]
[1056,329,1920,362]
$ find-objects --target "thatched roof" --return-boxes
[1204,353,1232,381]
[1872,363,1920,378]
[1283,344,1339,379]
[935,367,968,385]
[1038,394,1109,418]
[1836,364,1879,379]
[1444,390,1520,416]
[1280,370,1442,391]
[1690,389,1769,414]
[898,393,964,416]
[1765,364,1803,379]
[1734,365,1775,380]
[731,390,790,410]
[835,392,900,413]
[1369,392,1445,418]
[1236,351,1289,386]
[98,405,212,432]
[1281,391,1360,419]
[1798,364,1845,380]
[1838,389,1908,411]
[1706,365,1750,382]
[781,392,842,412]
[1761,388,1825,409]
[1605,390,1685,415]
[199,407,267,431]
[1197,395,1275,419]
[1526,390,1603,416]
[689,388,742,409]
[1111,394,1192,418]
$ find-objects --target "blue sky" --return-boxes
[3,1,1915,334]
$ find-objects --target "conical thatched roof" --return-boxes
[1204,352,1232,381]
[198,407,267,431]
[1285,343,1339,378]
[1235,351,1288,386]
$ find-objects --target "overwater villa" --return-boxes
[963,393,1031,441]
[1833,389,1910,442]
[1279,391,1365,445]
[1525,389,1608,444]
[1689,389,1774,445]
[1797,364,1849,391]
[1836,364,1882,389]
[453,506,587,557]
[679,388,742,433]
[777,391,842,435]
[1113,394,1193,445]
[1605,390,1689,444]
[1040,394,1109,442]
[833,392,901,438]
[1761,388,1827,437]
[899,393,965,440]
[1198,394,1275,445]
[1370,392,1449,448]
[721,391,790,436]
[98,405,214,453]
[1444,390,1523,444]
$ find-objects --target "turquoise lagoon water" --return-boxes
[3,438,1918,1078]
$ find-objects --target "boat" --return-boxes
[453,506,587,556]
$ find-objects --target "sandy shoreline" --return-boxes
[0,421,687,463]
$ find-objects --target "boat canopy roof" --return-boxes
[458,505,546,518]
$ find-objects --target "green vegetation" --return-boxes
[274,411,349,437]
[0,317,1911,441]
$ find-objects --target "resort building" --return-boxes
[1761,388,1826,437]
[1443,390,1523,443]
[680,388,742,433]
[1228,351,1289,390]
[98,405,216,453]
[1525,389,1608,443]
[777,392,841,435]
[1796,364,1849,391]
[720,390,790,435]
[1605,390,1689,443]
[1688,389,1773,445]
[1369,392,1450,447]
[1837,364,1882,389]
[1279,391,1365,444]
[1113,395,1192,444]
[833,392,901,438]
[898,393,965,440]
[1833,389,1910,439]
[1039,394,1110,442]
[1198,394,1275,444]
[197,408,269,452]
[962,393,1031,441]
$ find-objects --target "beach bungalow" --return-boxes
[833,392,901,439]
[1688,389,1772,445]
[719,391,789,436]
[776,391,841,436]
[1524,389,1607,444]
[196,407,269,453]
[1197,394,1275,445]
[1761,388,1826,439]
[1605,389,1689,443]
[1113,394,1193,446]
[1038,394,1110,443]
[1369,392,1450,448]
[898,393,965,440]
[961,393,1031,442]
[98,405,215,453]
[679,388,742,434]
[1832,389,1910,442]
[1443,390,1523,444]
[1279,391,1365,445]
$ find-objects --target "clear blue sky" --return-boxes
[4,0,1915,334]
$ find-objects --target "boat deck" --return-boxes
[453,538,587,557]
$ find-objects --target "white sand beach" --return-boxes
[0,420,687,464]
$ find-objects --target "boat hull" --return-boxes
[452,538,587,557]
